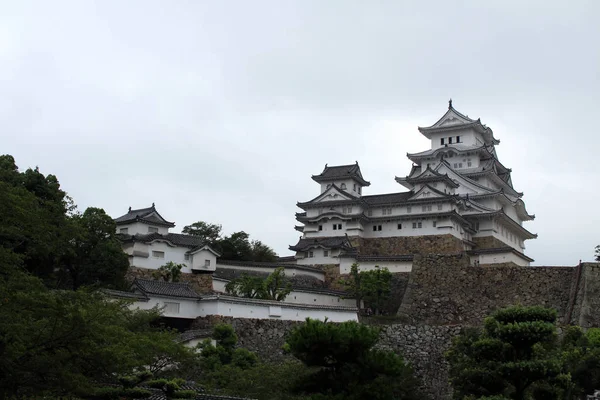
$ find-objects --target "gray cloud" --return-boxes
[1,0,598,265]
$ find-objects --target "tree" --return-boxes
[182,221,222,247]
[183,221,278,262]
[250,239,278,262]
[341,264,392,314]
[595,245,600,262]
[446,305,565,400]
[263,267,292,301]
[0,262,196,398]
[199,324,258,371]
[225,267,292,301]
[284,318,420,400]
[153,261,185,282]
[58,207,130,290]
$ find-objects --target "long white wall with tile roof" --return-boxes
[212,277,356,308]
[126,294,358,322]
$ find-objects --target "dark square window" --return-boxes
[377,225,382,231]
[456,136,460,143]
[318,225,323,231]
[373,225,377,232]
[338,224,342,230]
[440,138,445,145]
[449,137,453,144]
[397,223,402,229]
[333,224,337,230]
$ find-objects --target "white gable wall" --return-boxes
[118,222,170,235]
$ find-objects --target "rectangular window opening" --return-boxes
[318,225,323,231]
[148,226,159,233]
[440,138,445,145]
[449,137,453,144]
[152,251,165,259]
[397,223,402,229]
[204,259,211,267]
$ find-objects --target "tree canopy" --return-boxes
[0,154,129,290]
[446,305,600,400]
[183,220,278,262]
[225,267,292,301]
[341,264,392,314]
[285,318,420,400]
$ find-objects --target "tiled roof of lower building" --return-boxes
[289,236,353,252]
[114,205,175,227]
[133,279,201,299]
[119,232,217,252]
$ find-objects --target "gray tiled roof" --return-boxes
[133,279,201,299]
[289,236,353,252]
[312,163,370,186]
[361,192,412,206]
[119,232,208,249]
[114,205,175,227]
[101,289,149,300]
[217,259,323,273]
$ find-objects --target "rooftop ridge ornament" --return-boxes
[448,98,453,109]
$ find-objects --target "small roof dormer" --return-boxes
[418,100,500,146]
[114,203,175,228]
[311,162,371,187]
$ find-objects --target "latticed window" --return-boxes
[163,302,180,314]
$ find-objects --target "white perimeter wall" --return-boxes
[127,295,357,322]
[212,278,356,308]
[339,259,413,274]
[131,296,200,319]
[216,263,325,281]
[474,251,530,266]
[199,297,358,322]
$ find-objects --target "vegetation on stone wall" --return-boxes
[152,261,185,282]
[446,305,600,400]
[340,263,392,314]
[284,318,421,400]
[183,220,278,261]
[225,267,292,301]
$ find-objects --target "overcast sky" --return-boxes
[2,1,598,265]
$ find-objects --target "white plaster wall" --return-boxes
[212,278,355,308]
[297,248,339,265]
[339,259,413,274]
[191,249,217,272]
[430,130,478,150]
[201,297,358,322]
[361,219,461,239]
[475,251,530,266]
[131,297,199,319]
[319,179,362,196]
[216,263,325,281]
[117,222,170,235]
[130,242,194,273]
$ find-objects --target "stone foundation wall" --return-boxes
[355,235,464,256]
[472,235,509,249]
[378,324,462,400]
[398,254,577,325]
[126,266,213,294]
[191,316,461,399]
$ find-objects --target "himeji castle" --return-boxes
[291,101,537,270]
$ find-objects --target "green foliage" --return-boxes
[226,267,292,301]
[595,245,600,262]
[182,221,222,247]
[183,220,277,261]
[0,154,128,290]
[445,305,600,400]
[340,264,392,314]
[285,318,420,400]
[147,378,195,399]
[0,262,196,398]
[200,361,312,400]
[199,324,258,372]
[153,261,184,282]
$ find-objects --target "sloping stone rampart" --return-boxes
[398,254,576,325]
[472,235,510,249]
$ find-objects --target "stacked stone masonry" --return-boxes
[397,254,577,325]
[352,235,465,256]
